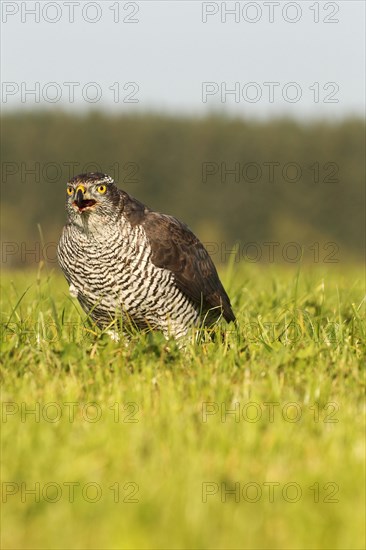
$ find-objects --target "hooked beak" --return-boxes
[73,186,96,212]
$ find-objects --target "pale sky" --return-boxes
[1,0,365,118]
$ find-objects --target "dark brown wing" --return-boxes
[141,211,236,323]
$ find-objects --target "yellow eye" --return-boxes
[67,186,73,196]
[97,184,107,194]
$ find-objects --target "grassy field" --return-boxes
[1,263,365,549]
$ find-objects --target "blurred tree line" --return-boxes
[1,112,364,267]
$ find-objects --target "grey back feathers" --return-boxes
[58,172,235,341]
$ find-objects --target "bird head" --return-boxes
[65,173,120,224]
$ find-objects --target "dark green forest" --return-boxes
[1,112,364,267]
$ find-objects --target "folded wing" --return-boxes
[142,211,236,323]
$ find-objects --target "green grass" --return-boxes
[1,263,365,550]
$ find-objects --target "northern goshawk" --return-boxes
[58,173,235,341]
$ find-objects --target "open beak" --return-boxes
[73,186,96,212]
